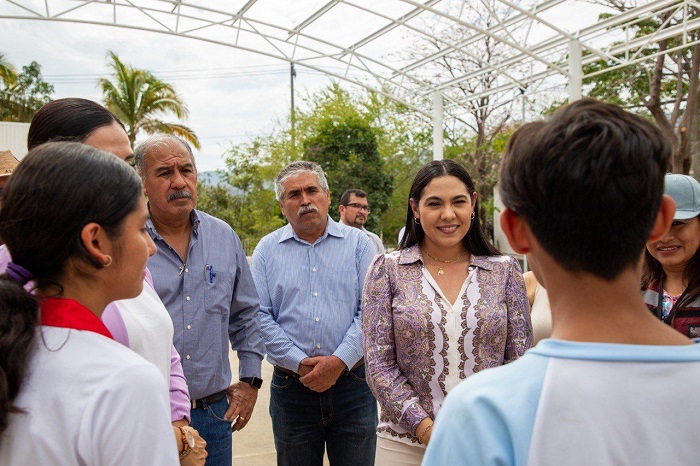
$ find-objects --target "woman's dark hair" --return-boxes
[0,142,143,433]
[399,159,500,256]
[642,215,700,312]
[27,98,125,150]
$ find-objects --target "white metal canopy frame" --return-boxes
[2,0,699,158]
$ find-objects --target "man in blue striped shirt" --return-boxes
[251,161,378,466]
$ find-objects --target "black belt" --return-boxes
[191,390,226,410]
[275,358,364,380]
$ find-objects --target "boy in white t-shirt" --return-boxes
[424,99,700,466]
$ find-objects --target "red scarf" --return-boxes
[40,297,114,340]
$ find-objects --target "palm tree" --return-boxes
[99,51,200,149]
[0,52,16,120]
[0,52,16,84]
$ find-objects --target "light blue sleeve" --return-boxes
[422,352,549,466]
[251,236,308,371]
[333,231,375,368]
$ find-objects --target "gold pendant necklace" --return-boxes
[422,249,468,275]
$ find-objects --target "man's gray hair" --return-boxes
[133,134,196,177]
[274,161,329,202]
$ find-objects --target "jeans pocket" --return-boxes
[271,369,296,390]
[207,398,234,425]
[346,365,367,382]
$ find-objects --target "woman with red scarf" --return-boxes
[0,142,178,465]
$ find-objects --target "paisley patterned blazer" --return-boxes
[362,244,532,445]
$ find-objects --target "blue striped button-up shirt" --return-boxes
[146,209,265,400]
[251,216,375,372]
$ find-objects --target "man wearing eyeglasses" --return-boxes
[338,189,385,255]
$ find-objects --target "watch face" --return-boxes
[242,377,263,388]
[186,430,195,448]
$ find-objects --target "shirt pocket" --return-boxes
[326,266,357,304]
[204,271,234,316]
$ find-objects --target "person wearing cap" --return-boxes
[642,173,700,337]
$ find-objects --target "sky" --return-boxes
[0,18,332,172]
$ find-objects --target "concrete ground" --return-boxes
[229,351,331,465]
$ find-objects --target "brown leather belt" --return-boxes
[275,358,364,380]
[191,390,226,409]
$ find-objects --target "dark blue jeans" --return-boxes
[190,396,232,466]
[270,365,378,466]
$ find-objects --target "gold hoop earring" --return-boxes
[471,212,475,220]
[414,218,421,224]
[102,255,113,268]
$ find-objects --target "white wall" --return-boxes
[0,122,29,160]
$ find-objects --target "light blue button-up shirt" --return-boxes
[251,216,375,372]
[147,209,265,400]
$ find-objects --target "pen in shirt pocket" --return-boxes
[204,264,215,284]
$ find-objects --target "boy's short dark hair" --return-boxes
[499,98,670,280]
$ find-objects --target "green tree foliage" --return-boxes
[581,9,699,174]
[196,84,416,248]
[197,137,288,253]
[450,126,516,237]
[0,52,15,83]
[99,51,200,149]
[371,98,433,245]
[0,58,54,122]
[302,106,394,232]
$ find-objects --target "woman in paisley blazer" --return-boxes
[362,160,532,465]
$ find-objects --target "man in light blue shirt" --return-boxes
[251,161,378,466]
[338,188,385,256]
[135,135,265,466]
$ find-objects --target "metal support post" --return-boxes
[568,40,583,102]
[433,91,443,160]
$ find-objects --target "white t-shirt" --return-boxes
[116,280,174,384]
[424,339,700,466]
[0,327,178,466]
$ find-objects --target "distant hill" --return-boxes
[198,170,243,195]
[199,170,224,186]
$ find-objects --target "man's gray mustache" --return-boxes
[167,190,193,202]
[298,205,319,216]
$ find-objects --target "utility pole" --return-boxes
[290,62,296,149]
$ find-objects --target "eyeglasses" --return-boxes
[345,203,370,212]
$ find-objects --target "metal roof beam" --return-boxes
[341,0,530,96]
[439,28,700,108]
[235,0,258,17]
[287,0,339,38]
[1,11,433,116]
[445,0,700,88]
[395,0,567,76]
[341,0,442,55]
